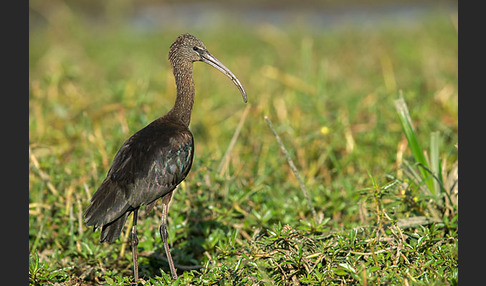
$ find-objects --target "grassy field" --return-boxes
[29,3,458,285]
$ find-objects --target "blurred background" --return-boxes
[30,0,457,31]
[29,0,458,159]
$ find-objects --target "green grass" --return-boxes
[29,4,457,285]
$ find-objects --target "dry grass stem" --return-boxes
[264,115,318,223]
[218,103,251,176]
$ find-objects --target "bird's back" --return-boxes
[83,117,194,240]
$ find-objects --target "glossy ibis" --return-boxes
[83,33,247,281]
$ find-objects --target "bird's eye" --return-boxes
[193,46,198,51]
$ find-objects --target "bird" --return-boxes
[83,33,247,281]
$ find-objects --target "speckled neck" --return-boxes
[166,60,195,127]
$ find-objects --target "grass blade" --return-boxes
[394,96,435,196]
[430,131,441,199]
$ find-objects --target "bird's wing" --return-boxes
[84,120,194,228]
[126,126,194,207]
[104,120,194,205]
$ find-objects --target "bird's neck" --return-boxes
[166,62,195,127]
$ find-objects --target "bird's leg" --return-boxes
[160,193,177,279]
[131,209,139,282]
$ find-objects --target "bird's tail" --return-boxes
[83,178,131,242]
[100,212,130,243]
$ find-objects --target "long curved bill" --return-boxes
[200,51,248,103]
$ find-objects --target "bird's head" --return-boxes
[169,33,247,103]
[169,33,208,63]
